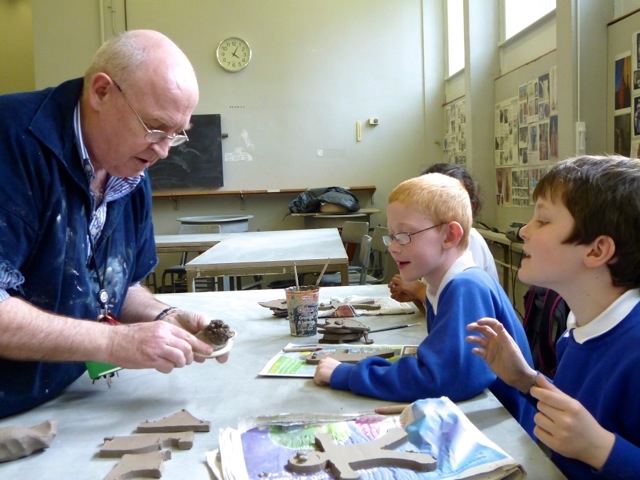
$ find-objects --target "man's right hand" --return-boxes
[107,320,214,373]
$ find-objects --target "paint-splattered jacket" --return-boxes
[0,78,157,418]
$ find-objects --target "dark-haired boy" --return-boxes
[467,155,640,478]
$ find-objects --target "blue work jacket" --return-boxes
[0,78,157,418]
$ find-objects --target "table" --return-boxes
[184,228,350,291]
[154,233,229,254]
[176,215,253,233]
[154,233,232,292]
[0,286,564,479]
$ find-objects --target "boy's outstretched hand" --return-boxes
[531,375,615,470]
[465,318,537,393]
[313,357,341,386]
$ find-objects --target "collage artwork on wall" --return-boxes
[492,66,558,208]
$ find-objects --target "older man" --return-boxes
[0,30,225,418]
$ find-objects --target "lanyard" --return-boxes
[86,231,121,385]
[88,232,118,324]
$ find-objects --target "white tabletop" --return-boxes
[184,228,350,289]
[154,233,229,253]
[0,285,563,479]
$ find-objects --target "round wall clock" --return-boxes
[216,37,252,72]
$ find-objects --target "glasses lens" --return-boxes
[145,131,169,144]
[169,135,188,146]
[144,131,189,146]
[397,233,411,245]
[382,236,392,246]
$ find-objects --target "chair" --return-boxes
[319,234,372,286]
[143,272,158,293]
[160,223,222,292]
[361,226,397,285]
[339,221,369,266]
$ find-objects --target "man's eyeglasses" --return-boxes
[113,80,189,147]
[382,223,444,246]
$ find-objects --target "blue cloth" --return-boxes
[0,79,158,418]
[330,267,536,436]
[545,304,640,479]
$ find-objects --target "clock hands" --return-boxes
[232,46,240,58]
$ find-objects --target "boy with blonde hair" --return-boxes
[467,155,640,478]
[315,173,535,433]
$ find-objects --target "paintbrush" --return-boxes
[315,258,331,287]
[293,262,300,289]
[368,323,421,334]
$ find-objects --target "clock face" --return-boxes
[216,37,251,72]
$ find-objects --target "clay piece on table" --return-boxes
[100,431,194,457]
[317,318,374,344]
[259,299,381,318]
[104,449,171,480]
[257,299,288,318]
[136,409,210,433]
[0,420,56,463]
[287,428,436,480]
[196,319,234,346]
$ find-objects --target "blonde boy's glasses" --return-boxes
[113,80,189,147]
[382,223,444,246]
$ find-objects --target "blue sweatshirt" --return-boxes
[543,289,640,479]
[330,255,535,434]
[0,79,157,418]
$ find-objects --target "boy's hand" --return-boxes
[388,275,425,304]
[466,318,536,392]
[531,375,615,470]
[313,357,341,386]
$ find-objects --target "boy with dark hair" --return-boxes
[467,155,640,478]
[314,173,535,434]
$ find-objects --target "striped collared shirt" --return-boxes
[73,105,143,243]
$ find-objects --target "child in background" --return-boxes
[388,163,498,312]
[466,155,640,478]
[314,173,535,434]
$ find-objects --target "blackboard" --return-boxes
[148,114,223,192]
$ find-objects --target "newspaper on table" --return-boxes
[208,397,525,480]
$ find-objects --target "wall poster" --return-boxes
[443,97,467,166]
[494,66,558,207]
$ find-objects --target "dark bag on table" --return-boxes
[288,187,360,214]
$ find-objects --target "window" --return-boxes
[446,0,464,77]
[503,0,555,40]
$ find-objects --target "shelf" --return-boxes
[153,186,377,211]
[152,185,377,199]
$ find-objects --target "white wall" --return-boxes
[30,0,446,276]
[30,0,443,234]
[25,0,621,275]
